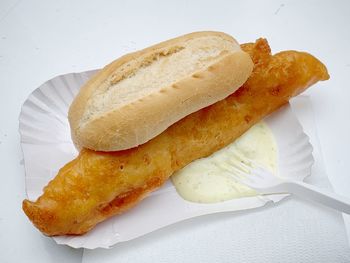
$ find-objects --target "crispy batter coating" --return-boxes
[23,39,329,236]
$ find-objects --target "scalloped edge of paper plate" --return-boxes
[19,70,313,249]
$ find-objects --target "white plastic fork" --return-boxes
[228,159,350,214]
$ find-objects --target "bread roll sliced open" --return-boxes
[69,31,253,151]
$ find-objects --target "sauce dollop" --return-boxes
[171,122,277,203]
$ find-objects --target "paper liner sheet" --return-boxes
[19,70,313,249]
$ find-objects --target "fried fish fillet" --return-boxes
[23,39,329,236]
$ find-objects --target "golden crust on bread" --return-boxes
[23,39,329,236]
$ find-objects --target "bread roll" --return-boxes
[69,31,253,151]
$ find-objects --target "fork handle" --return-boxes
[280,181,350,214]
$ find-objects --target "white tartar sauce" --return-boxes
[171,122,277,203]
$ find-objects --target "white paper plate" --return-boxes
[19,70,314,249]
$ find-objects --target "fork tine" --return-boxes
[237,178,254,187]
[233,153,272,178]
[227,157,252,173]
[229,161,251,177]
[252,167,264,178]
[234,152,264,169]
[230,150,250,164]
[215,162,241,176]
[230,165,249,179]
[231,150,259,169]
[215,159,252,182]
[216,151,279,189]
[215,161,246,178]
[235,174,256,187]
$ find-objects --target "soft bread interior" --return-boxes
[80,36,239,127]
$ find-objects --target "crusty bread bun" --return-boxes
[68,31,253,151]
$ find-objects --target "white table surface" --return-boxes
[1,0,349,262]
